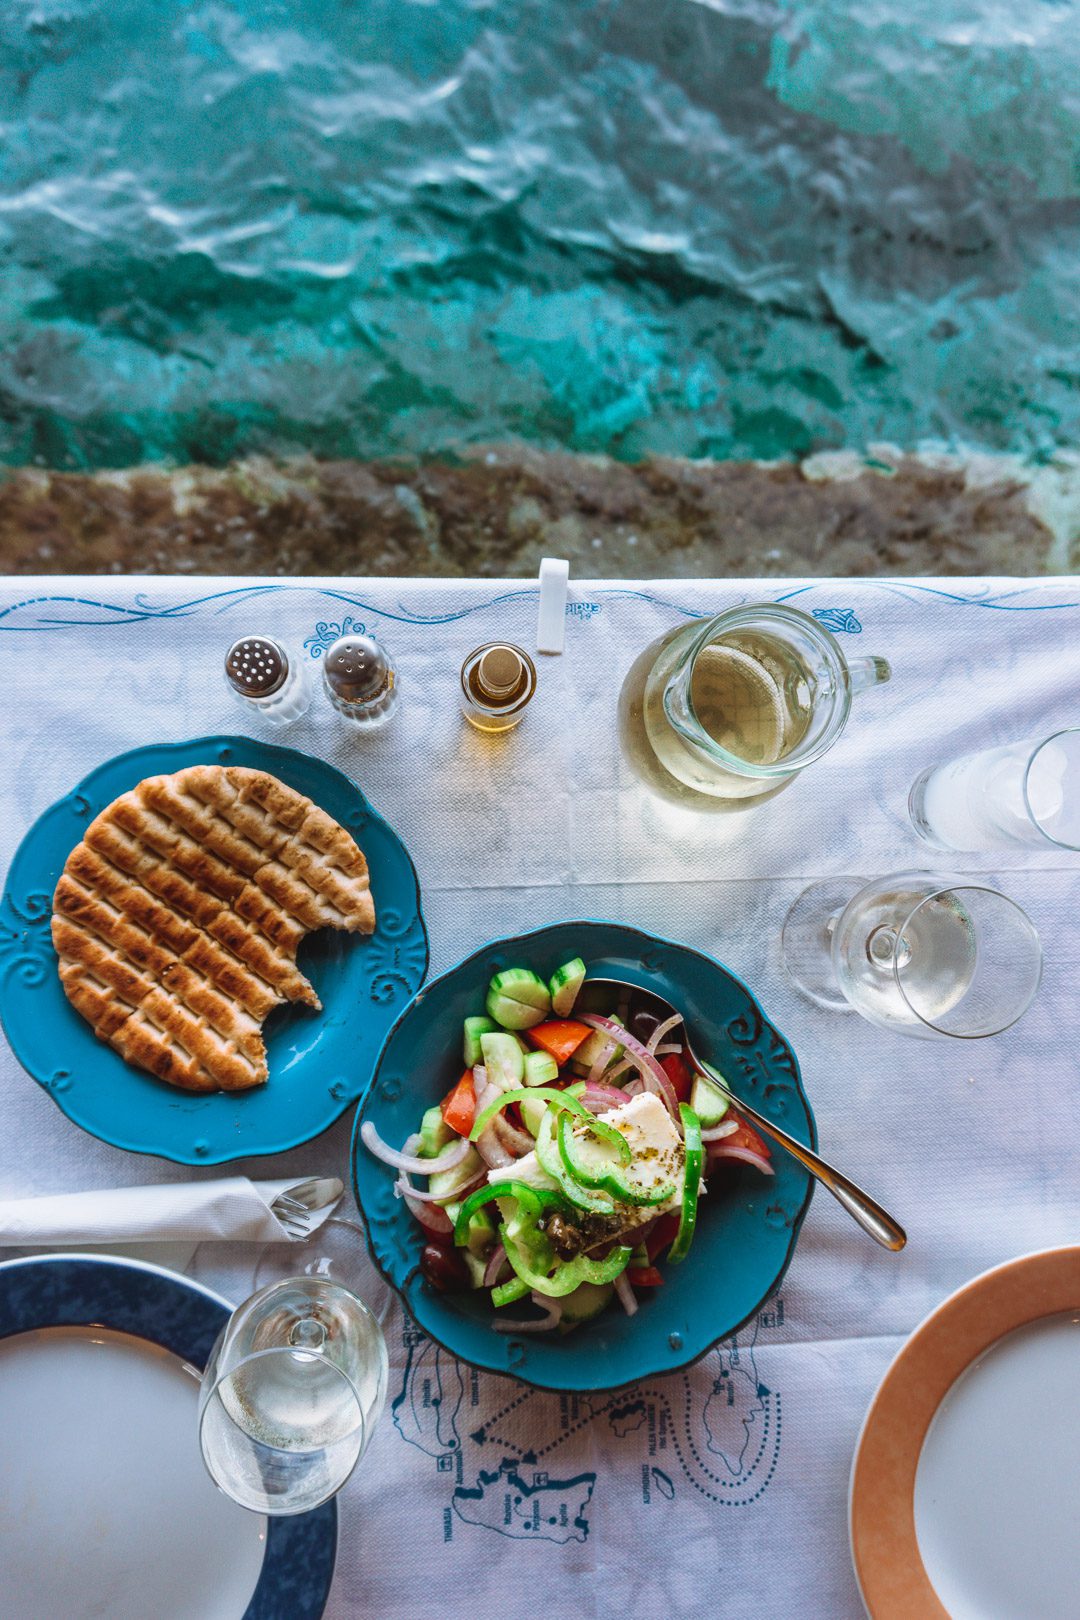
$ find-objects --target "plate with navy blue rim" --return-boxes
[351,920,816,1394]
[0,735,428,1165]
[0,1253,336,1620]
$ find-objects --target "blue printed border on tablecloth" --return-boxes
[0,579,1077,646]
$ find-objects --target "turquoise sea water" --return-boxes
[2,0,1079,469]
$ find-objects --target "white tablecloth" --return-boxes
[1,574,1078,1620]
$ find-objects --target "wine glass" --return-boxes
[781,872,1042,1038]
[198,1274,388,1515]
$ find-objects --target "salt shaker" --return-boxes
[224,635,310,726]
[322,633,399,728]
[460,642,537,733]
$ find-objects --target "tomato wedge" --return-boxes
[659,1051,694,1104]
[628,1264,664,1288]
[525,1019,591,1065]
[714,1115,771,1160]
[441,1069,476,1137]
[644,1212,681,1262]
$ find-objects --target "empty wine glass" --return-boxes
[199,1274,387,1515]
[781,872,1042,1038]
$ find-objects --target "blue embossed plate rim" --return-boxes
[351,920,817,1393]
[0,1252,336,1620]
[0,736,428,1165]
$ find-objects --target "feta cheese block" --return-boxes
[487,1091,688,1245]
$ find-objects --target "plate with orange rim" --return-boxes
[849,1246,1080,1619]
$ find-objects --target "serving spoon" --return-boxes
[578,978,906,1252]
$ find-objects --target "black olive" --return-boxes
[420,1242,469,1292]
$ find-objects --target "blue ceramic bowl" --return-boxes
[352,921,816,1392]
[0,736,428,1165]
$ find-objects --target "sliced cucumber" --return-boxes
[549,957,587,1016]
[462,1250,488,1288]
[690,1069,730,1128]
[570,1021,624,1076]
[486,989,547,1031]
[463,1205,496,1258]
[418,1104,454,1159]
[524,1049,559,1087]
[519,1093,548,1137]
[463,1014,497,1067]
[480,1031,525,1089]
[489,968,551,1012]
[560,1281,614,1323]
[428,1146,484,1202]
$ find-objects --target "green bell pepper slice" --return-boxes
[470,1086,590,1142]
[452,1179,562,1248]
[470,1084,631,1159]
[535,1111,617,1215]
[501,1226,633,1298]
[667,1103,702,1264]
[555,1108,675,1206]
[491,1275,530,1308]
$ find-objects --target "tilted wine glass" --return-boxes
[781,871,1042,1038]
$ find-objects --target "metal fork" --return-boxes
[270,1178,343,1240]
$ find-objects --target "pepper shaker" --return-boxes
[322,633,400,728]
[224,635,310,725]
[460,642,537,733]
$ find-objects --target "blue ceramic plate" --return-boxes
[0,1253,335,1620]
[0,736,428,1165]
[352,921,816,1392]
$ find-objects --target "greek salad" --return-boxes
[361,959,773,1332]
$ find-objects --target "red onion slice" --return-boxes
[707,1144,775,1176]
[394,1169,486,1204]
[580,1082,632,1113]
[579,1015,680,1121]
[492,1112,534,1158]
[492,1293,564,1334]
[646,1013,683,1054]
[623,1075,645,1098]
[587,1036,618,1085]
[475,1130,514,1170]
[361,1120,471,1177]
[399,1183,454,1236]
[613,1270,639,1317]
[654,1043,682,1057]
[484,1243,510,1287]
[701,1118,740,1143]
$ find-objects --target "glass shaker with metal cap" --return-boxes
[460,642,537,732]
[224,635,310,725]
[322,633,400,728]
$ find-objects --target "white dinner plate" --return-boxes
[849,1246,1080,1619]
[0,1325,266,1620]
[0,1253,337,1620]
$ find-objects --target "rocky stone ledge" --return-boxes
[0,445,1071,577]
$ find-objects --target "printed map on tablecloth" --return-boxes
[390,1300,785,1544]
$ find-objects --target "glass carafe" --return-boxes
[617,603,890,811]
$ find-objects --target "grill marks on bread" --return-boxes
[51,765,375,1093]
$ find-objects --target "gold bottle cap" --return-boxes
[477,645,525,699]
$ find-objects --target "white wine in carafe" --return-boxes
[687,633,812,765]
[618,625,815,810]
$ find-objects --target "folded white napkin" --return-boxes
[0,1176,344,1247]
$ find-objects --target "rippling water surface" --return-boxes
[2,0,1079,467]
